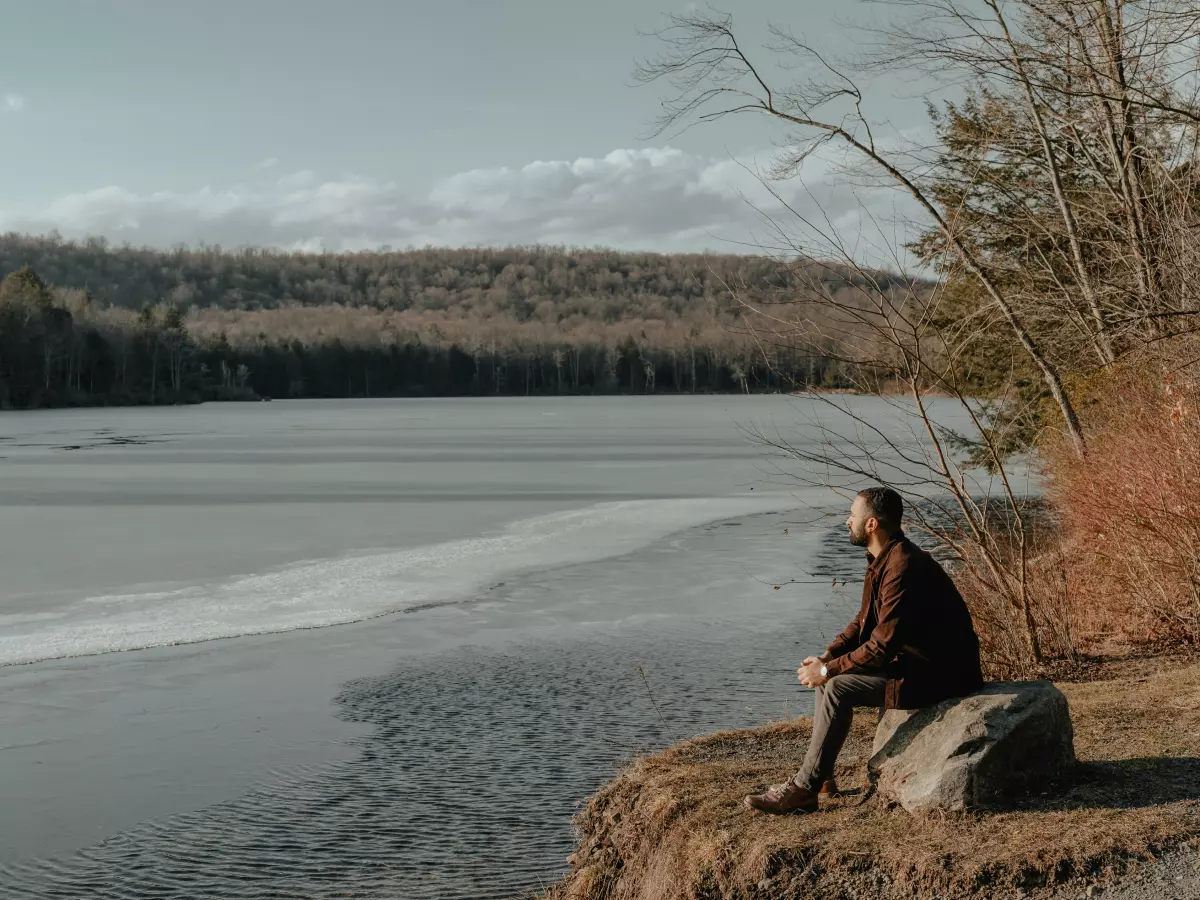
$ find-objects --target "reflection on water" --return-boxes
[0,515,865,899]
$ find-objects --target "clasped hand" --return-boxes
[797,655,828,689]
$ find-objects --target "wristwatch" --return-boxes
[820,664,828,678]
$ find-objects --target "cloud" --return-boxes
[2,146,922,264]
[4,93,24,112]
[257,157,280,169]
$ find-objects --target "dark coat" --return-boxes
[823,533,984,710]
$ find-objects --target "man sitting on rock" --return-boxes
[744,486,984,814]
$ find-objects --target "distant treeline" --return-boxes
[0,233,907,315]
[0,237,899,409]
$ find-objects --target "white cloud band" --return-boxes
[2,146,918,260]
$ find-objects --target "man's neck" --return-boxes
[867,530,898,560]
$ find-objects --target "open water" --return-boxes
[0,396,945,898]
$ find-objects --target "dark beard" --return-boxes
[848,525,869,547]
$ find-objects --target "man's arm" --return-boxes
[799,616,859,686]
[824,560,911,677]
[823,613,863,662]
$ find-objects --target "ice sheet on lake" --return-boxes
[0,495,801,666]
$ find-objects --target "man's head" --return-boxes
[847,486,903,547]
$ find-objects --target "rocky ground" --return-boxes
[1046,846,1200,900]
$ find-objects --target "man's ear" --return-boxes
[865,516,878,534]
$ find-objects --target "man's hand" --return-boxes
[797,657,828,689]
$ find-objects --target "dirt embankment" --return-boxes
[546,656,1200,900]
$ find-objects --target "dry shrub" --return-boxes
[1044,345,1200,647]
[955,537,1081,680]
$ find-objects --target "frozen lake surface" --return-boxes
[0,396,941,898]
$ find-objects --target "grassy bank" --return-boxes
[547,653,1200,900]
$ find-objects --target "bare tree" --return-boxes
[626,4,1200,663]
[635,9,1089,457]
[631,4,1200,664]
[718,204,1063,665]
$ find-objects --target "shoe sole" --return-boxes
[742,798,819,814]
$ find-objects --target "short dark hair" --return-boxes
[857,486,903,533]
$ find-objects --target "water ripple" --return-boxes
[0,518,864,899]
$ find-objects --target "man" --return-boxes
[744,486,984,815]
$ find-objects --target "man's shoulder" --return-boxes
[885,536,937,573]
[887,536,960,593]
[889,535,925,562]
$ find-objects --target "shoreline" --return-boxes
[546,651,1200,900]
[0,386,913,414]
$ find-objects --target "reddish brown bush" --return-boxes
[1044,349,1200,647]
[955,537,1081,679]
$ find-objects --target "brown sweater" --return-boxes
[823,532,984,710]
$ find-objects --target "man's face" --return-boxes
[846,496,873,547]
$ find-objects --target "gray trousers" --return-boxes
[791,673,887,791]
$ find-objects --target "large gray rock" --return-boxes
[867,681,1075,814]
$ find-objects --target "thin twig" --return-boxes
[636,664,677,742]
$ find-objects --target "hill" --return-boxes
[0,234,914,408]
[0,232,911,315]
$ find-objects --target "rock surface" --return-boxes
[868,680,1075,813]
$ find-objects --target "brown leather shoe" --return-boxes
[819,778,839,799]
[743,780,819,814]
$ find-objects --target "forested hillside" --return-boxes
[0,236,909,408]
[0,234,913,314]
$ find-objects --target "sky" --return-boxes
[0,0,939,258]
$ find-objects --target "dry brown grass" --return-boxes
[547,659,1200,900]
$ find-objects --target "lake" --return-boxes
[0,396,925,898]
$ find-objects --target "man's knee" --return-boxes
[824,674,873,704]
[823,674,855,704]
[823,674,886,709]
